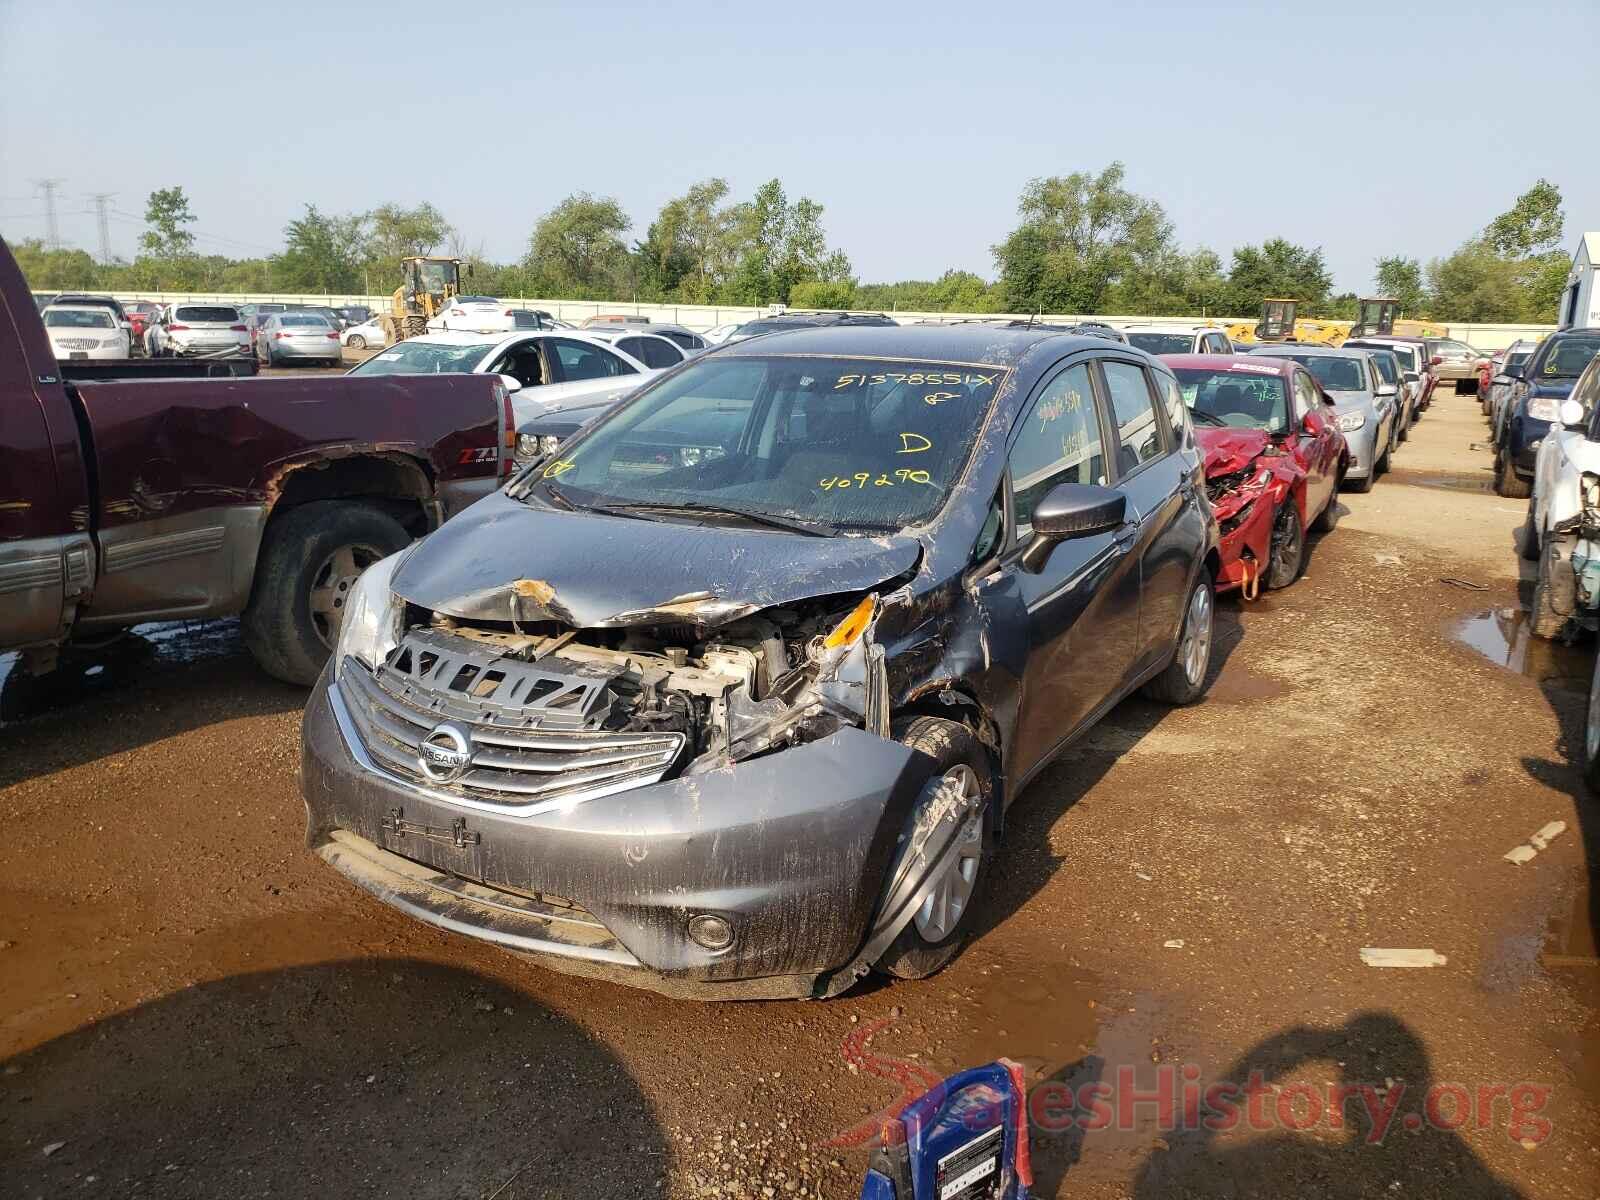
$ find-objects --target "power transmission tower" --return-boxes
[87,192,116,264]
[32,178,65,250]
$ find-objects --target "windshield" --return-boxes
[1538,336,1600,380]
[1126,332,1194,354]
[45,309,114,328]
[347,340,489,375]
[1274,354,1366,392]
[174,306,240,323]
[417,262,454,292]
[527,355,1006,532]
[1367,354,1398,384]
[1172,366,1288,433]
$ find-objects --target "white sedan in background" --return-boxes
[343,329,661,425]
[424,295,527,334]
[341,316,387,350]
[42,304,129,359]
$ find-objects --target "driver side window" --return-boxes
[490,341,545,389]
[1008,363,1106,534]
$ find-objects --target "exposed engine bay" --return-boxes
[385,595,889,780]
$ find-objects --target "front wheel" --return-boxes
[1266,499,1306,589]
[242,501,411,686]
[1142,570,1215,705]
[1583,654,1600,797]
[874,717,994,981]
[1376,427,1393,475]
[1519,502,1542,562]
[1530,535,1576,641]
[347,334,367,350]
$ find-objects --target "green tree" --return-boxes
[1223,238,1332,314]
[992,163,1175,314]
[10,239,103,290]
[1374,256,1426,314]
[1485,179,1564,258]
[789,279,857,309]
[365,202,453,266]
[524,193,632,297]
[1426,239,1526,322]
[273,205,368,292]
[139,186,197,258]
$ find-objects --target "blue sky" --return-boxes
[2,0,1595,293]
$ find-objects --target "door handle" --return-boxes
[1114,520,1140,549]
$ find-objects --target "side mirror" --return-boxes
[1377,383,1397,397]
[1403,371,1419,383]
[497,373,524,394]
[1021,483,1126,573]
[1560,399,1586,428]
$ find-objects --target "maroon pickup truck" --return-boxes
[1,236,515,686]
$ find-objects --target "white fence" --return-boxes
[30,289,1555,349]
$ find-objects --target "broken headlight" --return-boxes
[333,549,407,680]
[1337,411,1365,432]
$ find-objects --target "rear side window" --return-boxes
[1155,372,1189,446]
[633,338,684,369]
[1100,361,1164,471]
[1008,363,1106,531]
[550,338,633,381]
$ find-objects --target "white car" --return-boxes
[576,327,689,370]
[147,303,251,357]
[1526,356,1600,639]
[341,316,387,350]
[1121,325,1234,355]
[343,330,661,425]
[42,303,129,359]
[424,295,526,335]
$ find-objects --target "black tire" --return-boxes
[1582,654,1600,797]
[1495,450,1532,499]
[1266,500,1307,589]
[1142,569,1215,705]
[1519,502,1542,562]
[1399,408,1411,442]
[348,334,367,350]
[242,501,410,686]
[1346,469,1375,494]
[875,717,995,981]
[1530,535,1576,641]
[1375,424,1393,475]
[1311,476,1340,533]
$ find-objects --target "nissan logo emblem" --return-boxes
[418,723,472,783]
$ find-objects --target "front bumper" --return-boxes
[1342,424,1376,480]
[1212,490,1277,593]
[1510,416,1552,477]
[300,672,929,999]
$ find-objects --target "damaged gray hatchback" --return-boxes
[300,325,1220,999]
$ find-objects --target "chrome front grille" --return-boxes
[54,337,101,350]
[337,658,685,812]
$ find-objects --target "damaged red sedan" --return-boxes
[1163,355,1347,595]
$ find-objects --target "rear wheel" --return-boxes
[1530,535,1576,641]
[1346,469,1375,494]
[875,717,994,981]
[1143,570,1215,705]
[242,501,410,686]
[347,334,367,350]
[1266,500,1306,589]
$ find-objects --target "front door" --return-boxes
[1003,358,1141,781]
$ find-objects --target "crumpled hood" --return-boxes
[1196,426,1273,477]
[391,489,921,628]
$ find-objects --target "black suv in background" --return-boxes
[301,325,1219,1000]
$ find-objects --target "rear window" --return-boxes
[45,309,115,328]
[456,296,498,305]
[511,311,546,329]
[280,314,331,328]
[175,306,241,323]
[1126,332,1195,355]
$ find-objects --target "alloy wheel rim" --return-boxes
[1271,506,1301,578]
[1181,583,1213,686]
[912,764,984,942]
[308,542,383,649]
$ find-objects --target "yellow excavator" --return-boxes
[1349,297,1448,339]
[1225,298,1350,348]
[380,255,468,345]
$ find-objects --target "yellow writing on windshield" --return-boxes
[897,432,933,454]
[819,468,933,490]
[833,371,1001,390]
[542,459,576,479]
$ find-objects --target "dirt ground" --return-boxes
[1,390,1596,1200]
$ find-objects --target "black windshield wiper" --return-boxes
[592,501,836,537]
[1190,410,1228,427]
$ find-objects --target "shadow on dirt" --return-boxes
[0,958,667,1198]
[0,619,303,786]
[1132,1012,1527,1198]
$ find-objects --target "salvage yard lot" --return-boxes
[1,399,1595,1198]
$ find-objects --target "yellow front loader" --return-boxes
[380,256,467,345]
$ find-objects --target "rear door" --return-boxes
[1097,358,1203,671]
[1001,356,1140,780]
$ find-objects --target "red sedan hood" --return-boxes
[1196,426,1273,477]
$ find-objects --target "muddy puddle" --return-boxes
[0,618,244,725]
[1543,877,1599,970]
[1452,608,1590,692]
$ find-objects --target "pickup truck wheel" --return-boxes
[1530,535,1576,641]
[874,717,995,981]
[1495,450,1532,499]
[1142,569,1215,705]
[243,501,410,686]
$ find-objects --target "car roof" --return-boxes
[716,322,1121,368]
[43,302,116,313]
[1161,353,1293,375]
[1244,343,1367,358]
[1122,324,1210,334]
